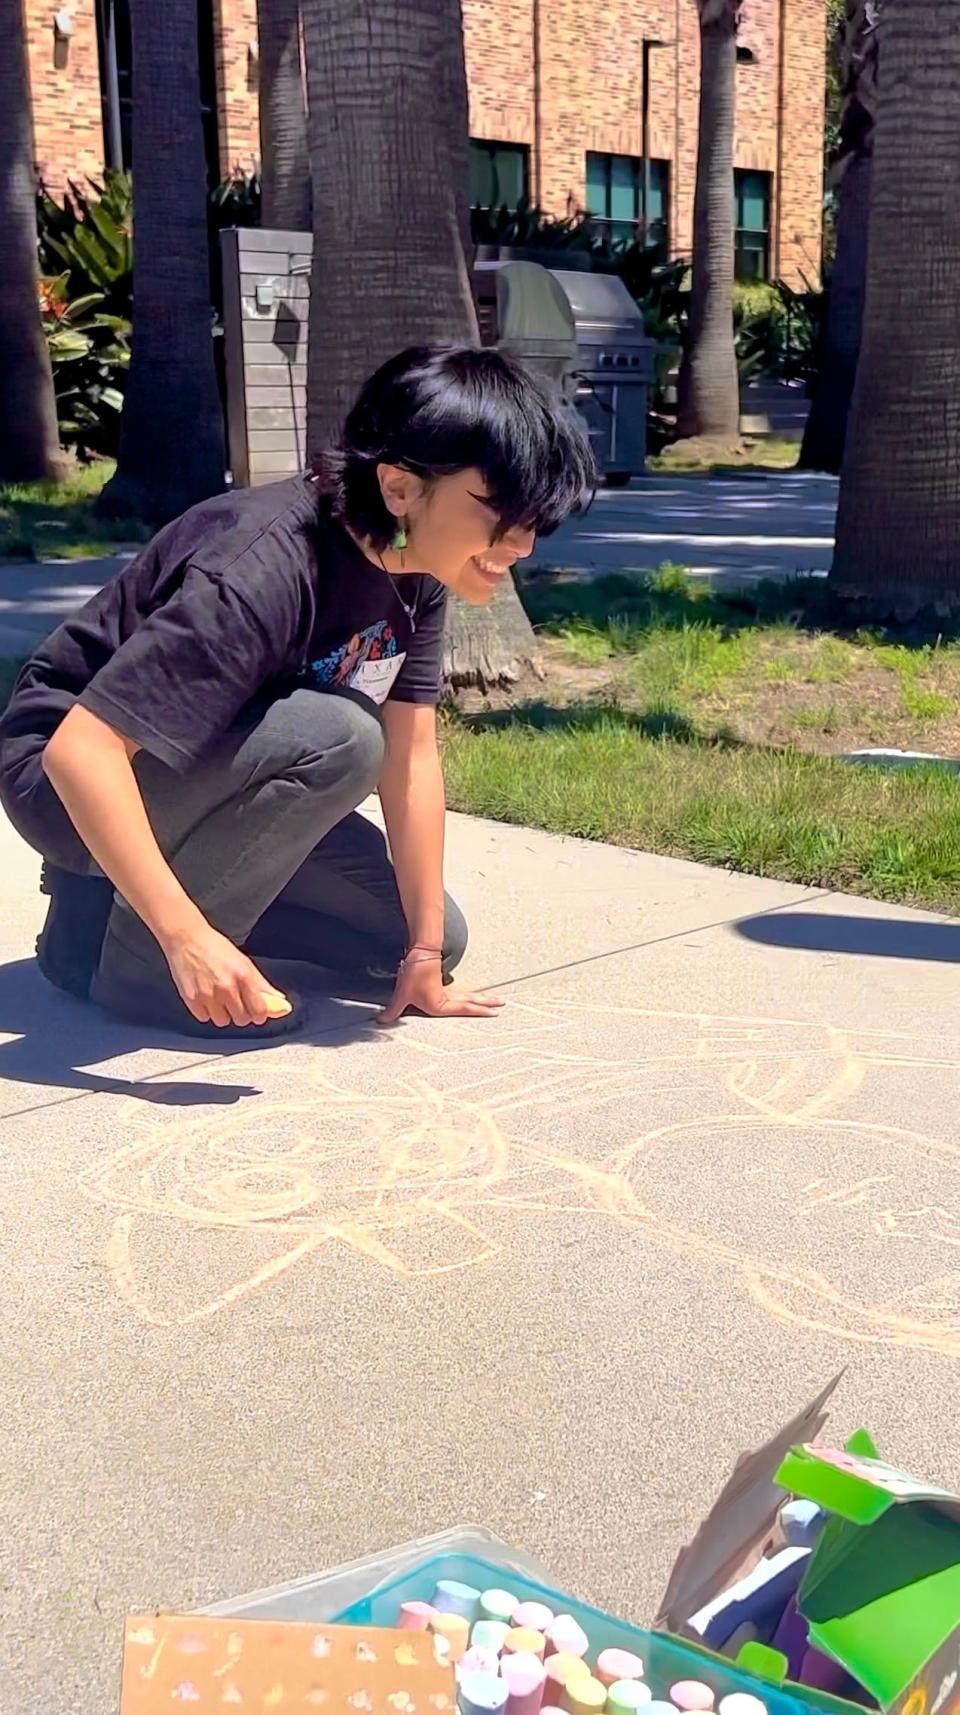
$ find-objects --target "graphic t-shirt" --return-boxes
[0,475,448,788]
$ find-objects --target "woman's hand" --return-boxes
[163,921,292,1028]
[379,951,504,1024]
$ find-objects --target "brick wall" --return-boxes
[23,0,825,285]
[24,0,104,194]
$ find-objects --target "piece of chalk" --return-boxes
[718,1698,767,1715]
[544,1653,592,1701]
[501,1651,548,1715]
[606,1681,654,1715]
[670,1686,714,1713]
[430,1612,471,1663]
[472,1621,511,1653]
[513,1602,555,1632]
[646,1705,679,1715]
[779,1499,823,1549]
[481,1589,520,1625]
[562,1677,608,1715]
[545,1617,589,1660]
[504,1628,547,1661]
[435,1580,483,1623]
[399,1600,436,1631]
[459,1647,502,1680]
[596,1652,644,1690]
[459,1671,511,1715]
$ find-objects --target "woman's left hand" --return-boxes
[379,956,505,1024]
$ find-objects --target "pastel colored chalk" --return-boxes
[504,1628,547,1661]
[400,1601,437,1631]
[606,1681,654,1715]
[501,1650,548,1715]
[430,1612,471,1663]
[472,1622,511,1654]
[718,1699,767,1715]
[458,1671,511,1715]
[513,1603,555,1632]
[480,1589,520,1626]
[545,1618,589,1660]
[562,1676,608,1715]
[646,1705,679,1715]
[779,1499,824,1549]
[459,1647,502,1680]
[435,1581,483,1624]
[596,1652,645,1690]
[544,1653,592,1702]
[670,1685,714,1713]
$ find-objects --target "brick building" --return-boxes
[23,0,825,286]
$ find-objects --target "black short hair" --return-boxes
[314,344,597,550]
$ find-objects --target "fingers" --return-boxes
[444,994,505,1018]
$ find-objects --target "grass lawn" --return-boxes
[0,460,150,561]
[442,566,960,916]
[648,436,801,475]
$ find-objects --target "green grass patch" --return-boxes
[441,703,960,914]
[0,460,150,560]
[648,436,801,475]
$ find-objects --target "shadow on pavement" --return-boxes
[0,957,382,1109]
[737,911,960,963]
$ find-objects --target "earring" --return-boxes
[392,522,408,566]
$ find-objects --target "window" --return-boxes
[470,141,530,210]
[585,152,670,256]
[734,169,771,280]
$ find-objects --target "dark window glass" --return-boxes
[585,151,670,257]
[469,141,530,209]
[734,168,772,280]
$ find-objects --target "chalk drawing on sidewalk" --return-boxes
[78,998,960,1349]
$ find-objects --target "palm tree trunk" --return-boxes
[100,0,225,522]
[0,0,66,481]
[676,0,741,446]
[257,0,311,231]
[799,0,880,473]
[831,0,960,616]
[301,0,542,689]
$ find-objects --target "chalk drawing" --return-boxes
[77,998,960,1347]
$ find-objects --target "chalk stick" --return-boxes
[596,1652,645,1689]
[646,1704,680,1715]
[472,1621,511,1653]
[544,1653,592,1702]
[606,1680,654,1715]
[459,1647,503,1680]
[670,1685,714,1712]
[545,1617,589,1660]
[459,1671,511,1715]
[501,1650,548,1715]
[504,1628,547,1661]
[399,1600,436,1631]
[562,1676,608,1715]
[481,1589,520,1625]
[513,1602,555,1632]
[435,1581,483,1623]
[718,1697,767,1715]
[779,1499,823,1549]
[430,1612,471,1664]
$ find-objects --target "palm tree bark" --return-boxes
[100,0,225,522]
[676,0,742,447]
[799,0,880,473]
[0,0,66,481]
[257,0,311,231]
[831,0,960,616]
[301,0,542,689]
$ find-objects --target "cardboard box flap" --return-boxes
[655,1375,843,1635]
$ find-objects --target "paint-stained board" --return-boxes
[120,1616,456,1713]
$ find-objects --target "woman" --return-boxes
[0,344,595,1038]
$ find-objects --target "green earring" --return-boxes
[392,524,408,552]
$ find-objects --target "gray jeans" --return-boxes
[109,687,466,986]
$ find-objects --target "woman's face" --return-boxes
[378,465,537,605]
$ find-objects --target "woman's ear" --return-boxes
[376,463,425,519]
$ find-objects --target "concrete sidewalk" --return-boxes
[2,799,960,1711]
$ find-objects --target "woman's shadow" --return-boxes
[0,956,382,1109]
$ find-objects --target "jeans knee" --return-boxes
[442,894,469,975]
[284,689,385,797]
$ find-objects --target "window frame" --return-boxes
[585,150,670,257]
[469,140,531,211]
[734,168,772,282]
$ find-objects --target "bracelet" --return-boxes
[400,950,443,969]
[407,941,443,954]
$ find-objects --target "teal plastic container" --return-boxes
[201,1527,859,1715]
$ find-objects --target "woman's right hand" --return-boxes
[162,920,292,1029]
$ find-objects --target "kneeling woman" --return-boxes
[0,345,595,1037]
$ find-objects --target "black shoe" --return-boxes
[36,862,115,998]
[90,925,306,1040]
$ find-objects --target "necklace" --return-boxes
[376,550,417,627]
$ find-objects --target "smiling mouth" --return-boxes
[471,555,512,584]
